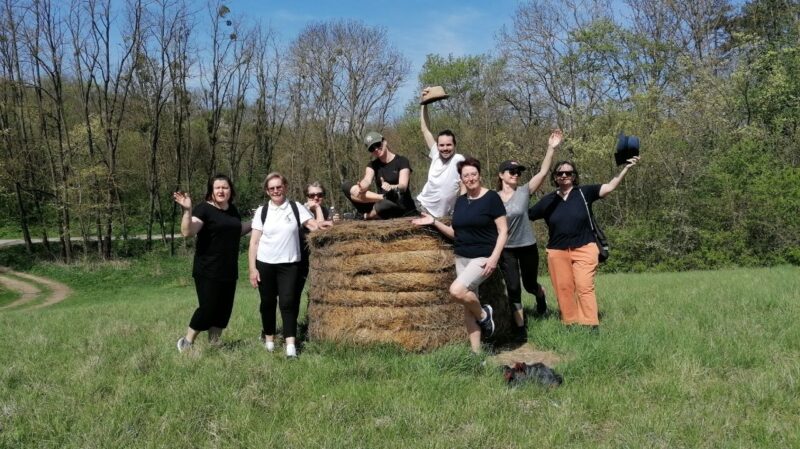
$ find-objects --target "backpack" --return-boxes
[260,200,309,259]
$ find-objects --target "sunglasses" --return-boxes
[555,171,574,177]
[507,169,523,176]
[307,193,324,199]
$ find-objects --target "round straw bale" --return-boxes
[305,218,515,351]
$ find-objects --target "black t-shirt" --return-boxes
[192,202,242,281]
[528,184,601,249]
[451,190,506,258]
[369,155,416,211]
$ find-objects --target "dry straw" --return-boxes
[306,218,514,351]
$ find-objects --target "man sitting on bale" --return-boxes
[417,87,465,218]
[341,131,418,219]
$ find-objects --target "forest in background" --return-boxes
[0,0,798,271]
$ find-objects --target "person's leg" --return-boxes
[517,245,547,314]
[275,263,301,351]
[499,248,525,327]
[208,279,237,344]
[546,248,579,324]
[187,277,215,342]
[256,260,279,346]
[451,256,495,345]
[572,243,600,326]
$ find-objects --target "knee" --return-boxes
[449,282,468,301]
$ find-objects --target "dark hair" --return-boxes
[437,129,457,146]
[204,174,236,203]
[551,160,580,187]
[457,157,481,176]
[305,181,326,196]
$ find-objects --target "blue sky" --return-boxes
[234,0,522,115]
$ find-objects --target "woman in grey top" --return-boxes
[496,129,562,341]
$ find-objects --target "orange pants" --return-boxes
[546,243,600,326]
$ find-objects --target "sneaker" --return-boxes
[383,188,399,203]
[265,340,275,352]
[477,304,495,337]
[176,336,192,353]
[285,344,297,359]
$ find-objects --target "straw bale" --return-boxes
[309,288,451,307]
[311,271,454,293]
[310,249,453,275]
[308,303,465,351]
[307,218,449,250]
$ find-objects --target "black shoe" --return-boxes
[383,188,399,203]
[478,304,495,337]
[535,286,548,316]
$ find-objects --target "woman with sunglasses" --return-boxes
[495,129,562,341]
[248,172,330,358]
[528,156,640,329]
[413,157,508,354]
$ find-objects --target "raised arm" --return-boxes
[420,89,436,150]
[599,156,640,198]
[528,129,562,194]
[173,192,203,237]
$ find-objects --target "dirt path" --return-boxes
[0,266,72,310]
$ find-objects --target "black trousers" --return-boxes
[256,260,300,338]
[499,244,544,307]
[189,276,237,331]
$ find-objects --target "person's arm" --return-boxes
[528,129,562,194]
[396,168,410,192]
[173,192,203,237]
[481,215,508,276]
[357,166,375,193]
[412,213,455,239]
[248,228,262,288]
[528,193,557,221]
[599,156,640,198]
[420,96,436,150]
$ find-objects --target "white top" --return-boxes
[416,144,465,218]
[252,200,313,264]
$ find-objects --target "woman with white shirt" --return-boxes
[248,172,329,358]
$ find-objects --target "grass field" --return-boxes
[0,251,798,448]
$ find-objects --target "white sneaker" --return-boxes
[265,340,275,352]
[285,344,297,359]
[176,337,192,353]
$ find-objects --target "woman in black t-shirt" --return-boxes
[413,157,508,354]
[173,174,251,353]
[528,157,639,329]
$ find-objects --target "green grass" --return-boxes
[0,283,17,307]
[0,252,798,448]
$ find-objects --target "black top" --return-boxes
[192,202,242,281]
[451,190,506,258]
[369,155,416,211]
[528,184,601,249]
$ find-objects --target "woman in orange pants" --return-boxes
[528,157,639,328]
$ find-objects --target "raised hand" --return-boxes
[173,191,192,210]
[548,129,563,149]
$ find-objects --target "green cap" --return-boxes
[363,131,383,151]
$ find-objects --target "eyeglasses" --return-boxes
[267,185,284,192]
[507,169,522,176]
[555,171,574,177]
[307,193,324,199]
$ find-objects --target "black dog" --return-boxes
[502,362,563,388]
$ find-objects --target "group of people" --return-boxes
[174,87,640,357]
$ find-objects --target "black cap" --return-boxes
[498,160,527,173]
[615,133,640,166]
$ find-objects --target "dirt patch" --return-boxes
[0,266,71,310]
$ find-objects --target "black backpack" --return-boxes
[260,200,309,258]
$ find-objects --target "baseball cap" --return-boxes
[498,160,527,173]
[363,131,383,151]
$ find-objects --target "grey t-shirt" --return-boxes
[503,187,536,248]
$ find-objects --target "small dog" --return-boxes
[503,362,563,388]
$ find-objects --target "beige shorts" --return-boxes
[454,256,490,292]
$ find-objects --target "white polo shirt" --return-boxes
[416,144,465,218]
[252,200,313,264]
